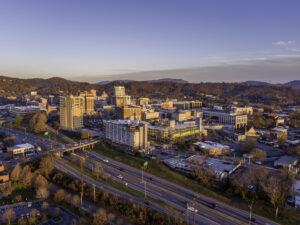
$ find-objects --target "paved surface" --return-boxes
[81,150,280,225]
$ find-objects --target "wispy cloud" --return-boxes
[273,40,296,46]
[287,48,300,52]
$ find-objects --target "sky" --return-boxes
[0,0,300,83]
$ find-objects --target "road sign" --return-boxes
[44,131,49,136]
[144,161,148,167]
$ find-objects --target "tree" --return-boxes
[20,165,33,189]
[93,209,108,225]
[29,209,37,224]
[262,174,291,218]
[14,114,23,128]
[54,189,66,203]
[10,163,22,182]
[29,111,47,134]
[2,208,16,225]
[0,182,12,196]
[250,148,266,160]
[193,165,215,187]
[39,154,54,178]
[107,213,115,225]
[71,195,80,208]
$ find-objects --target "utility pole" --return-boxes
[80,159,84,208]
[93,184,96,203]
[54,131,58,156]
[186,202,189,224]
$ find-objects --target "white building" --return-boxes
[7,143,35,157]
[104,120,148,151]
[203,109,247,128]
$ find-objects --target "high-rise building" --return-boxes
[79,90,96,115]
[60,95,84,130]
[116,106,142,120]
[112,86,131,107]
[104,120,148,151]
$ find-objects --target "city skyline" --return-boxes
[0,0,300,82]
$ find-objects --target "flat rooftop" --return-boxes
[193,141,229,150]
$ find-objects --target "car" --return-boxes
[119,168,124,171]
[187,206,198,213]
[249,217,256,222]
[37,210,40,216]
[211,203,218,209]
[104,159,109,163]
[254,160,262,165]
[149,177,154,181]
[20,214,24,219]
[117,175,123,179]
[26,213,30,218]
[248,184,254,190]
[144,201,150,205]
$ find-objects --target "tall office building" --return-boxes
[60,95,84,130]
[112,86,131,107]
[79,90,96,115]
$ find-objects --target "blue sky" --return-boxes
[0,0,300,82]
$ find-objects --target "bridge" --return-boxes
[57,139,100,153]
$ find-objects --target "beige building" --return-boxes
[79,90,96,115]
[104,120,148,151]
[60,95,84,130]
[173,101,202,110]
[112,86,131,107]
[142,110,160,121]
[138,98,149,106]
[116,106,142,121]
[203,109,247,128]
[231,106,253,115]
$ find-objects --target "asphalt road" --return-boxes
[82,150,280,225]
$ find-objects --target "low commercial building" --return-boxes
[171,110,202,122]
[142,110,159,121]
[9,106,44,118]
[148,118,202,142]
[203,109,247,128]
[231,106,253,115]
[104,120,148,151]
[7,143,35,157]
[0,162,9,182]
[274,156,298,172]
[173,101,202,110]
[193,141,230,155]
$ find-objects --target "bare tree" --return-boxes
[2,208,16,225]
[93,209,108,225]
[39,155,54,178]
[71,194,81,208]
[54,189,66,203]
[10,163,22,182]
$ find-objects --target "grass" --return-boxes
[58,157,180,213]
[92,142,300,225]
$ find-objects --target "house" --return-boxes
[274,156,298,172]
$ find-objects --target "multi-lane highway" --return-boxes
[78,150,279,225]
[1,126,279,225]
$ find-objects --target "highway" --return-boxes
[0,126,279,225]
[80,150,279,225]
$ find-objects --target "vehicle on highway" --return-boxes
[210,203,218,209]
[254,160,262,165]
[144,201,150,205]
[187,206,198,213]
[119,168,124,171]
[149,177,154,181]
[117,174,123,179]
[103,159,109,163]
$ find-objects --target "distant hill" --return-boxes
[243,81,271,86]
[281,80,300,89]
[1,75,300,105]
[96,78,188,85]
[243,80,300,89]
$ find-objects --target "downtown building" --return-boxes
[203,109,247,128]
[111,86,131,107]
[60,95,84,130]
[104,120,148,151]
[79,89,96,115]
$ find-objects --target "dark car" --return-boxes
[119,168,124,171]
[144,201,150,205]
[149,177,154,181]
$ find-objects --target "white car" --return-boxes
[254,160,262,165]
[103,159,109,163]
[117,175,123,179]
[188,206,198,213]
